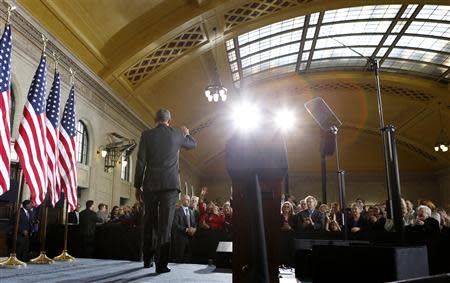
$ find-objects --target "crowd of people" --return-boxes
[280,194,450,273]
[280,195,450,236]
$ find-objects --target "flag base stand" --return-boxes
[30,252,54,264]
[0,253,27,268]
[53,250,75,262]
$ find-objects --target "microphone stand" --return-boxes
[327,37,404,241]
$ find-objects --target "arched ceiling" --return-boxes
[17,0,450,175]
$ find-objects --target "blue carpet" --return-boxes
[0,258,232,283]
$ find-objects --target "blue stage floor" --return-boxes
[0,258,232,283]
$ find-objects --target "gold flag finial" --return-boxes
[41,34,48,54]
[69,68,75,85]
[52,52,59,71]
[6,4,16,24]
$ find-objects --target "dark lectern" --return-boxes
[226,129,288,283]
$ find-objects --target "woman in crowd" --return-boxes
[409,205,440,234]
[223,202,233,233]
[200,202,225,230]
[436,207,450,229]
[329,202,342,226]
[280,201,294,232]
[109,206,120,223]
[348,202,368,236]
[419,200,441,224]
[367,205,386,231]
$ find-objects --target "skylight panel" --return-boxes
[225,39,235,51]
[391,21,406,33]
[239,30,302,57]
[306,27,316,39]
[246,64,296,82]
[384,35,397,46]
[237,16,304,45]
[310,12,320,25]
[242,54,297,76]
[416,5,450,21]
[320,21,391,37]
[401,4,418,18]
[396,36,450,53]
[304,40,313,51]
[302,52,309,61]
[232,72,240,81]
[310,58,366,69]
[323,5,400,23]
[228,51,237,62]
[406,22,450,37]
[382,59,448,75]
[377,47,388,57]
[313,47,375,59]
[389,48,450,66]
[241,43,300,68]
[315,35,383,49]
[230,62,239,72]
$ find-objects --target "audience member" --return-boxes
[14,200,33,262]
[96,203,109,224]
[294,196,325,232]
[172,195,196,263]
[68,204,81,224]
[223,202,233,233]
[348,202,368,235]
[79,200,103,258]
[280,201,294,231]
[109,206,120,223]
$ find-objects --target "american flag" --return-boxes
[15,55,48,206]
[59,86,77,212]
[46,71,61,207]
[0,24,12,196]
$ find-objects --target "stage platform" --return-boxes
[0,258,299,282]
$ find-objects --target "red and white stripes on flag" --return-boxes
[0,24,12,196]
[46,71,61,207]
[15,55,48,206]
[59,86,77,212]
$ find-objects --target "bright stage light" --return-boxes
[232,102,261,131]
[275,109,296,131]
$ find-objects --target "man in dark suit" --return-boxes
[79,200,102,258]
[134,109,196,273]
[294,196,325,233]
[14,200,33,261]
[68,203,81,224]
[172,194,196,263]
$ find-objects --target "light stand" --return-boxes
[330,126,348,241]
[328,37,404,239]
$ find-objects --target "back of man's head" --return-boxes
[155,109,171,123]
[86,200,94,209]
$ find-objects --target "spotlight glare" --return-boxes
[440,144,446,151]
[275,109,296,131]
[434,146,439,152]
[232,102,261,131]
[443,146,449,152]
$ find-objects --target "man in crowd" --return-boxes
[14,200,33,261]
[96,203,109,224]
[134,108,196,273]
[79,200,102,258]
[68,204,81,224]
[172,194,196,263]
[294,196,325,232]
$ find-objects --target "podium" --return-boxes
[226,129,288,283]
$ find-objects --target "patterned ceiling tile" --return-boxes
[123,24,207,87]
[224,0,313,30]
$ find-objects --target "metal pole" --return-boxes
[53,200,75,261]
[0,168,27,268]
[321,154,327,204]
[29,196,54,264]
[332,127,348,241]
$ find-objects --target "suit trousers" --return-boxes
[143,189,178,267]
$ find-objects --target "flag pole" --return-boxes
[54,68,76,262]
[29,38,54,265]
[0,164,27,268]
[29,197,53,264]
[53,201,74,261]
[0,4,26,269]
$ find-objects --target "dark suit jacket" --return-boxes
[68,211,79,224]
[134,124,197,192]
[294,209,325,231]
[79,209,102,236]
[18,208,32,236]
[173,206,196,238]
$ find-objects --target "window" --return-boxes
[121,155,130,181]
[227,4,450,85]
[76,121,89,165]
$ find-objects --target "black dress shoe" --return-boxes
[155,266,171,274]
[143,261,153,268]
